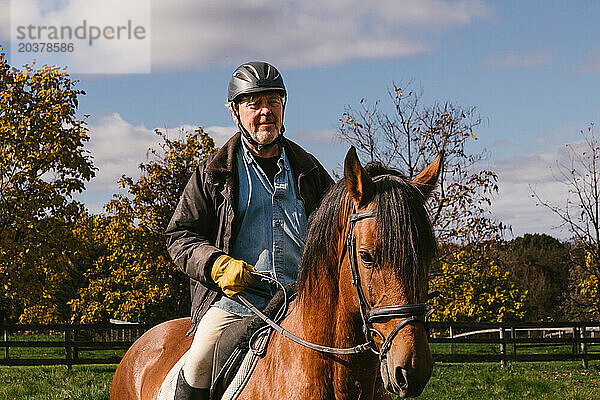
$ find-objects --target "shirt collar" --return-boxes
[240,140,289,171]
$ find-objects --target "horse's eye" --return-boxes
[359,251,375,267]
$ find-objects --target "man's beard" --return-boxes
[250,128,278,145]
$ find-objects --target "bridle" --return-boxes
[345,209,432,358]
[238,208,432,359]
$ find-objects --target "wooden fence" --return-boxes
[428,321,600,368]
[0,322,150,368]
[1,321,600,368]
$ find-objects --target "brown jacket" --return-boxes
[165,132,334,331]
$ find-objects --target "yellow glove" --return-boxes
[211,254,257,298]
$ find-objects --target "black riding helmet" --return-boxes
[227,61,287,150]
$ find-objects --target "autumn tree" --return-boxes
[70,128,216,323]
[430,244,529,322]
[0,49,95,323]
[337,82,522,322]
[499,234,570,320]
[533,123,600,318]
[337,82,504,245]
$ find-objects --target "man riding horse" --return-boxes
[165,61,334,400]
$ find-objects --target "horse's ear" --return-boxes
[412,151,444,199]
[344,146,375,209]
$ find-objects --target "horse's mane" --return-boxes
[296,162,436,302]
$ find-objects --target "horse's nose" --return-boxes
[395,366,409,391]
[393,366,428,398]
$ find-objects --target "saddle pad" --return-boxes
[219,328,271,400]
[211,284,295,397]
[156,329,271,400]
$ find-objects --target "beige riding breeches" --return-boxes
[182,306,242,389]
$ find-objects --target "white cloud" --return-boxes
[0,0,10,41]
[75,114,211,212]
[149,0,490,70]
[482,49,554,69]
[9,0,150,73]
[493,153,556,184]
[489,143,593,239]
[204,125,237,147]
[493,180,567,238]
[85,113,207,191]
[85,113,159,192]
[6,0,490,71]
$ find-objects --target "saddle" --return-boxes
[210,284,295,400]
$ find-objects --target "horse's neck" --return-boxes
[280,284,378,398]
[293,293,360,348]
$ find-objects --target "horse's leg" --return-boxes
[110,318,193,400]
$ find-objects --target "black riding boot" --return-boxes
[174,368,210,400]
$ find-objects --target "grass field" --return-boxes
[420,362,600,399]
[0,361,599,399]
[2,333,599,399]
[0,364,114,400]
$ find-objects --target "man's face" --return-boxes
[232,92,283,145]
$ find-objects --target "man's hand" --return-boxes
[211,255,257,298]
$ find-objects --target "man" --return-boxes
[165,61,334,400]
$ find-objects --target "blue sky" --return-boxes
[2,0,599,238]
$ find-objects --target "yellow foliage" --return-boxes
[430,246,529,323]
[69,128,216,323]
[578,274,599,314]
[0,47,94,323]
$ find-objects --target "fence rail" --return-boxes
[428,321,600,368]
[0,322,150,368]
[1,321,600,368]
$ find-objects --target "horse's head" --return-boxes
[342,147,442,398]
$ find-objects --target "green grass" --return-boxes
[2,334,600,399]
[0,362,599,399]
[0,365,115,400]
[417,362,600,400]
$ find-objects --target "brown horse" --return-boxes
[111,147,442,399]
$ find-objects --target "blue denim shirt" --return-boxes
[212,142,308,316]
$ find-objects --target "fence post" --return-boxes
[510,326,516,359]
[65,328,73,370]
[572,326,579,358]
[581,325,588,369]
[73,328,79,362]
[499,326,506,368]
[449,325,454,355]
[3,329,8,360]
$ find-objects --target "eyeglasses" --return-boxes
[240,96,282,110]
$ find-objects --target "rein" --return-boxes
[239,208,433,358]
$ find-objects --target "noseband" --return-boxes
[239,209,432,359]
